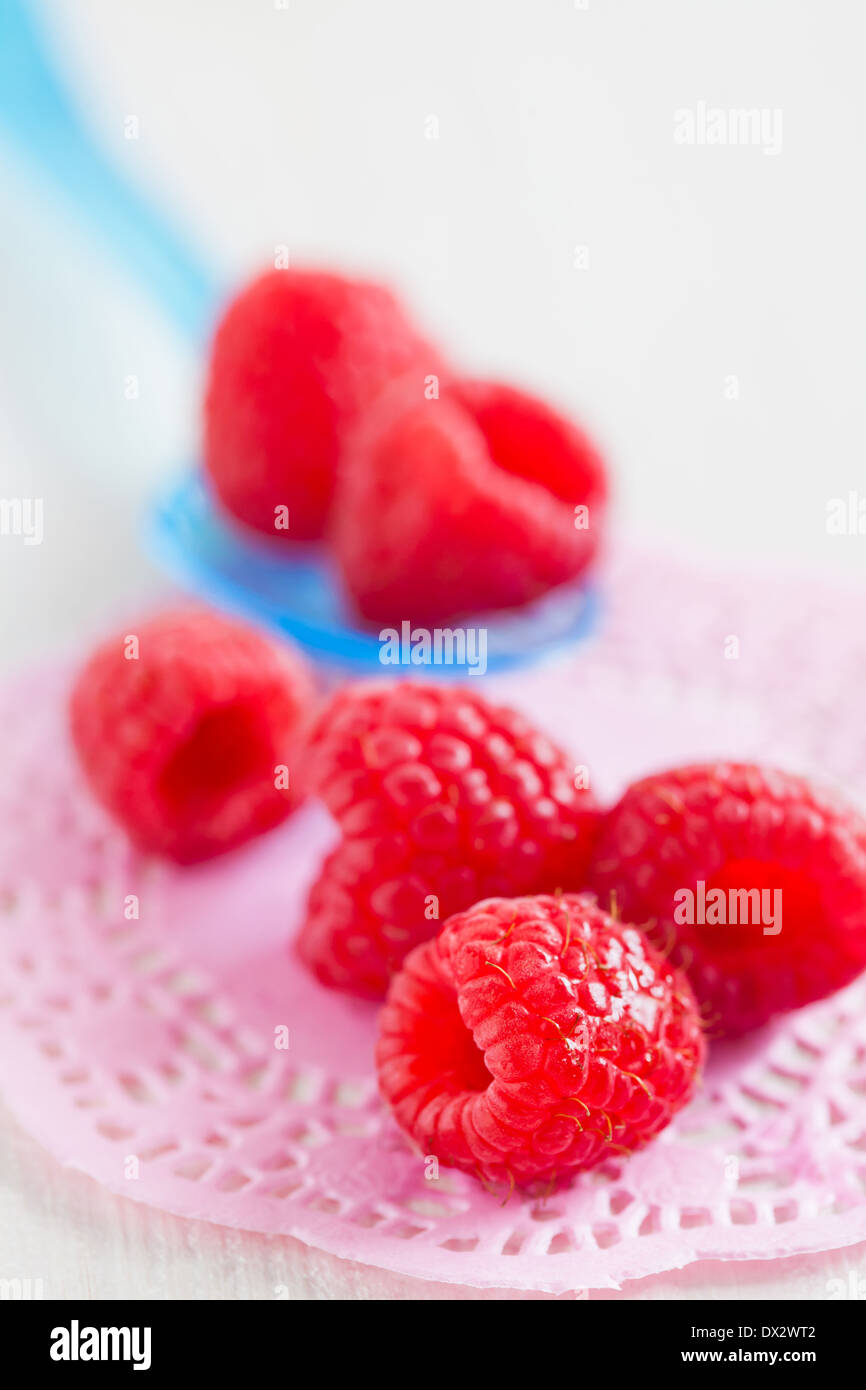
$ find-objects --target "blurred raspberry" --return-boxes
[70,609,316,863]
[332,376,606,625]
[204,268,437,540]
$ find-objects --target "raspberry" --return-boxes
[376,894,704,1188]
[296,682,598,997]
[70,610,316,863]
[452,378,606,510]
[332,377,606,625]
[203,269,436,540]
[587,763,866,1037]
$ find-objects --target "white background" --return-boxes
[1,0,865,1299]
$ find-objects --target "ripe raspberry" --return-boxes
[587,763,866,1037]
[204,269,436,540]
[451,378,607,511]
[70,609,316,863]
[376,894,704,1188]
[297,682,599,997]
[332,377,607,625]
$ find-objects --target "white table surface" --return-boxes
[2,0,865,1300]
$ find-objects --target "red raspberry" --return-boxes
[297,683,599,997]
[332,377,607,625]
[70,610,316,863]
[451,378,606,510]
[204,269,436,540]
[376,894,704,1188]
[587,763,866,1037]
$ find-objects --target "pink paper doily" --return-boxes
[2,550,866,1294]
